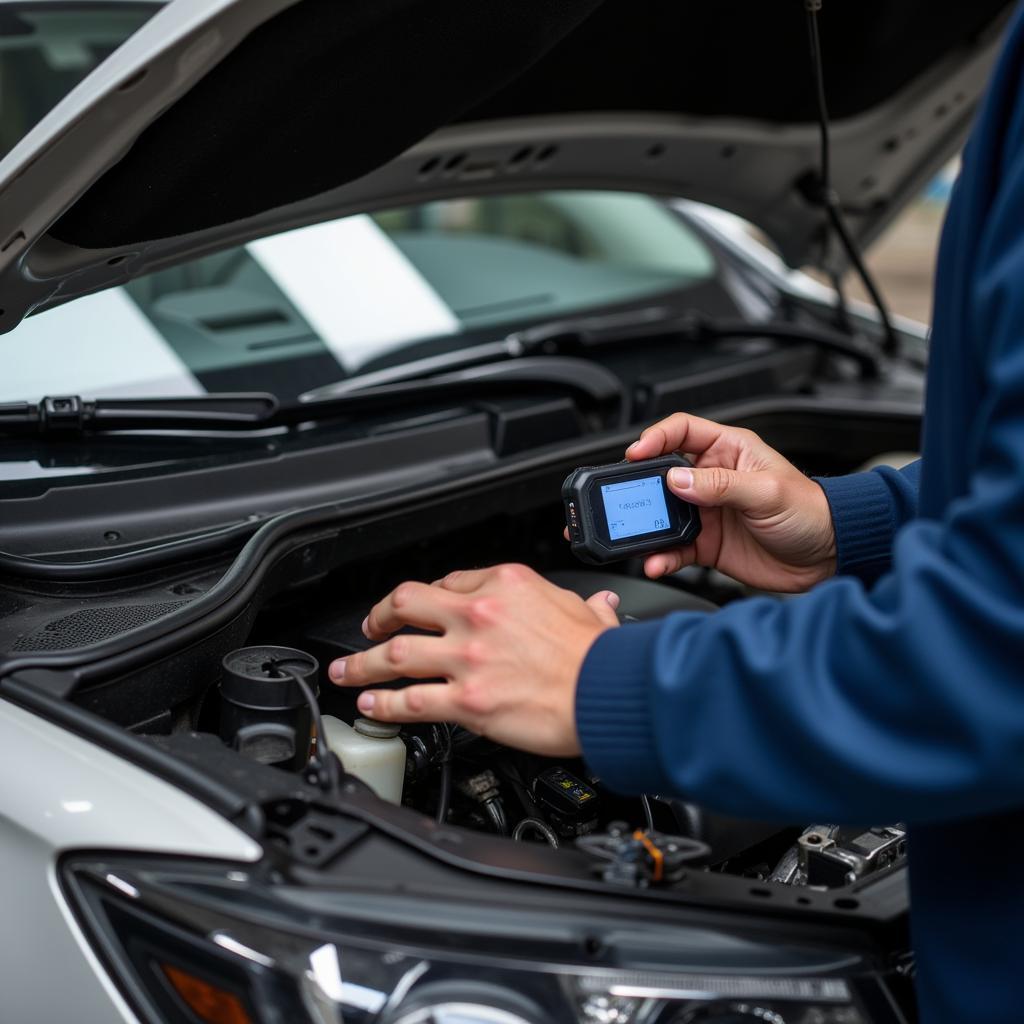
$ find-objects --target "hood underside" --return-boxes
[0,0,1013,333]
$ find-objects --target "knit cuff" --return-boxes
[815,471,897,580]
[575,620,676,795]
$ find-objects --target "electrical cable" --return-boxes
[804,0,899,356]
[494,758,543,819]
[641,794,656,832]
[434,723,454,824]
[435,760,452,824]
[512,817,561,848]
[575,830,712,880]
[484,797,509,836]
[281,664,341,797]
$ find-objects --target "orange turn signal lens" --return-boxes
[160,963,253,1024]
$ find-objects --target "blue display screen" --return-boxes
[601,475,671,541]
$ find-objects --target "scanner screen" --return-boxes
[601,475,671,541]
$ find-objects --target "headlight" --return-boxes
[62,855,887,1024]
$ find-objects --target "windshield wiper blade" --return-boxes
[0,359,626,438]
[300,305,880,406]
[299,307,681,403]
[0,393,279,436]
[3,301,879,438]
[296,356,625,417]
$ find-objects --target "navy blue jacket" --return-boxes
[576,9,1024,1021]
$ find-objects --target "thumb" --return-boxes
[668,465,780,514]
[585,590,621,627]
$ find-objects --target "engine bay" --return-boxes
[0,420,913,904]
[196,558,906,895]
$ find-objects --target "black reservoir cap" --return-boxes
[220,645,319,711]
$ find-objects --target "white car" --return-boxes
[0,1,1003,1021]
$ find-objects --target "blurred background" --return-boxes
[843,161,957,325]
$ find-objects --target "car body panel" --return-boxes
[0,0,1013,333]
[0,699,260,1023]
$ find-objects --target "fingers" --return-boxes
[585,589,621,627]
[364,581,461,641]
[643,546,697,578]
[626,413,731,461]
[435,563,537,593]
[330,634,458,686]
[431,568,492,594]
[666,464,783,515]
[356,683,456,723]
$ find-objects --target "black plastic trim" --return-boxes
[0,518,262,582]
[0,393,922,681]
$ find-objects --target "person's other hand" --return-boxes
[328,565,620,756]
[626,413,836,592]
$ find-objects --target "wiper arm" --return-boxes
[299,306,676,403]
[297,356,625,417]
[509,307,881,377]
[3,303,879,437]
[0,359,625,438]
[0,393,279,437]
[300,304,880,406]
[674,312,881,378]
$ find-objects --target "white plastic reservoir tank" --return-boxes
[320,715,405,803]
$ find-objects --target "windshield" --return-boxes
[0,190,718,402]
[0,2,156,160]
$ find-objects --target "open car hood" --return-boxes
[0,0,1013,334]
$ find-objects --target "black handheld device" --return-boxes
[562,454,701,565]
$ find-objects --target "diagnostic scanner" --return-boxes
[563,454,701,565]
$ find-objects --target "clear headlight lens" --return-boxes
[62,855,884,1024]
[393,1008,535,1024]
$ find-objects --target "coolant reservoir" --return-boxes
[320,715,405,803]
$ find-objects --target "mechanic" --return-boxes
[328,7,1024,1022]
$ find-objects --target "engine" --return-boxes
[212,602,906,891]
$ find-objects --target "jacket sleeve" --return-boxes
[575,363,1024,823]
[816,461,921,584]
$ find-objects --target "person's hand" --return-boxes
[328,565,620,756]
[625,413,836,592]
